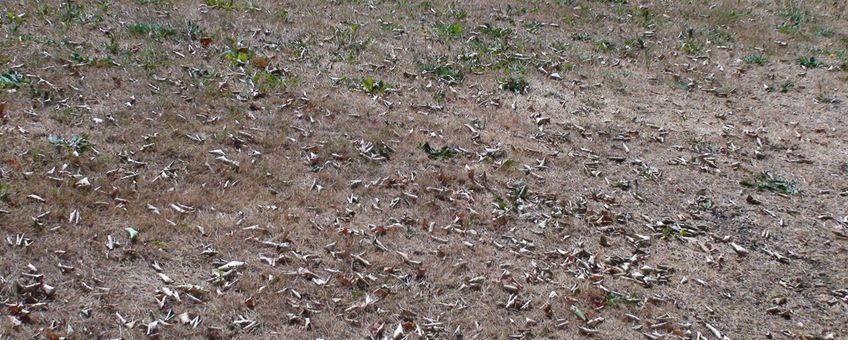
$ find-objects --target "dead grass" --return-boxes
[1,0,847,338]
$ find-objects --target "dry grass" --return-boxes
[1,0,847,338]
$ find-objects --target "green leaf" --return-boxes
[0,70,24,89]
[494,195,506,210]
[741,173,799,195]
[570,305,586,321]
[48,135,64,145]
[422,142,457,160]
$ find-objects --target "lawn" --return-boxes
[0,0,847,338]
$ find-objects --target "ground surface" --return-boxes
[1,0,847,339]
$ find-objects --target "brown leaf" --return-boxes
[252,56,269,69]
[45,330,60,340]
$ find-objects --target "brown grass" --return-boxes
[1,0,847,339]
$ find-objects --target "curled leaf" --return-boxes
[125,227,139,242]
[570,305,586,322]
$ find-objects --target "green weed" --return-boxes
[814,27,835,38]
[128,22,177,40]
[332,23,370,63]
[435,22,463,38]
[361,76,388,95]
[4,11,25,33]
[603,292,640,307]
[61,2,85,23]
[223,47,253,66]
[185,21,205,40]
[0,69,24,89]
[205,0,235,10]
[681,41,702,55]
[797,55,822,68]
[252,70,291,93]
[524,21,542,34]
[479,24,511,39]
[498,76,528,94]
[708,27,735,45]
[740,172,799,195]
[447,2,467,20]
[274,9,289,22]
[422,142,457,160]
[744,53,768,65]
[0,183,10,202]
[137,0,173,5]
[421,57,463,85]
[570,32,592,42]
[777,6,808,34]
[48,134,92,155]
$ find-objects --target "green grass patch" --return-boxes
[813,27,836,38]
[797,55,822,68]
[4,10,25,33]
[741,173,799,195]
[360,76,388,95]
[595,40,616,53]
[223,47,253,66]
[708,27,735,45]
[479,24,512,39]
[524,21,542,34]
[435,22,463,38]
[498,76,528,94]
[205,0,235,10]
[70,51,114,67]
[0,69,24,89]
[777,6,808,34]
[447,2,467,20]
[724,9,752,19]
[570,32,592,41]
[681,41,703,55]
[421,56,463,85]
[128,22,177,40]
[744,53,768,65]
[274,9,289,22]
[48,134,92,155]
[332,23,370,63]
[136,0,173,6]
[252,70,292,93]
[604,292,640,307]
[0,183,10,202]
[422,142,457,160]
